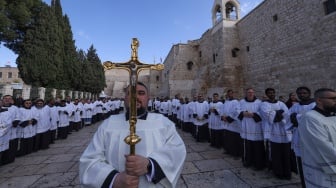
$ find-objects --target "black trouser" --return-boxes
[17,137,34,156]
[271,142,292,179]
[242,139,266,170]
[50,129,56,143]
[73,122,81,131]
[210,129,224,148]
[58,126,68,139]
[1,138,18,164]
[0,152,3,165]
[34,131,50,151]
[225,130,243,157]
[297,156,306,188]
[194,123,209,142]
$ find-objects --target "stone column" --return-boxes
[52,89,57,99]
[22,85,31,100]
[2,84,13,96]
[60,90,65,99]
[79,91,84,99]
[67,90,73,99]
[38,87,46,100]
[73,91,78,99]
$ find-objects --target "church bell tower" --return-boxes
[212,0,241,26]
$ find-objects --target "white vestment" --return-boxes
[208,101,224,130]
[219,99,241,133]
[47,105,59,131]
[58,105,72,127]
[17,107,38,138]
[239,98,263,141]
[260,101,291,143]
[0,110,12,152]
[7,105,20,140]
[32,106,51,134]
[82,103,93,119]
[285,102,315,156]
[79,113,186,188]
[299,110,336,188]
[193,101,209,126]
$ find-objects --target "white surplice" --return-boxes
[239,98,263,141]
[79,113,186,188]
[299,110,336,188]
[286,102,315,157]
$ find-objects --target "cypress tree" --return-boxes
[1,0,42,54]
[17,3,58,87]
[63,15,80,90]
[86,45,106,94]
[51,0,68,89]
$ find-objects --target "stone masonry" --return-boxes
[154,0,336,99]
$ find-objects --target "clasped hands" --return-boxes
[113,154,150,188]
[243,111,254,118]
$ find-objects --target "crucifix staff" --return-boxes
[103,38,164,155]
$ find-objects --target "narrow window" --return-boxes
[324,0,336,15]
[231,48,240,57]
[273,14,278,22]
[8,72,12,78]
[187,61,194,70]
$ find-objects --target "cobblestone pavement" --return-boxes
[0,121,301,188]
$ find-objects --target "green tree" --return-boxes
[77,49,88,91]
[86,45,106,94]
[0,0,10,43]
[63,15,80,90]
[17,3,58,87]
[0,0,42,53]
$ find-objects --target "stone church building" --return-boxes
[105,0,336,99]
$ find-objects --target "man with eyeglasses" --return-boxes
[299,88,336,187]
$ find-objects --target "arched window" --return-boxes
[216,5,222,22]
[225,2,237,20]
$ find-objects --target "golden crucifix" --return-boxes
[103,38,164,155]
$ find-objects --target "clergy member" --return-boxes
[238,88,265,170]
[299,88,336,187]
[79,82,186,188]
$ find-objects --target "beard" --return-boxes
[325,106,336,113]
[126,106,146,115]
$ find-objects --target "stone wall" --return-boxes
[104,68,150,98]
[236,0,336,98]
[161,0,336,99]
[161,43,201,98]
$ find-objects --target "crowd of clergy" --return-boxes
[150,86,318,187]
[0,95,124,166]
[1,86,333,188]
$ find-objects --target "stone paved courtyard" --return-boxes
[0,121,301,188]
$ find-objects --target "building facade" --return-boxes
[159,0,336,99]
[4,0,335,100]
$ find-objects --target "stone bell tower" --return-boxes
[197,0,244,96]
[212,0,241,26]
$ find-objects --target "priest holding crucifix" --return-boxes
[79,39,186,188]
